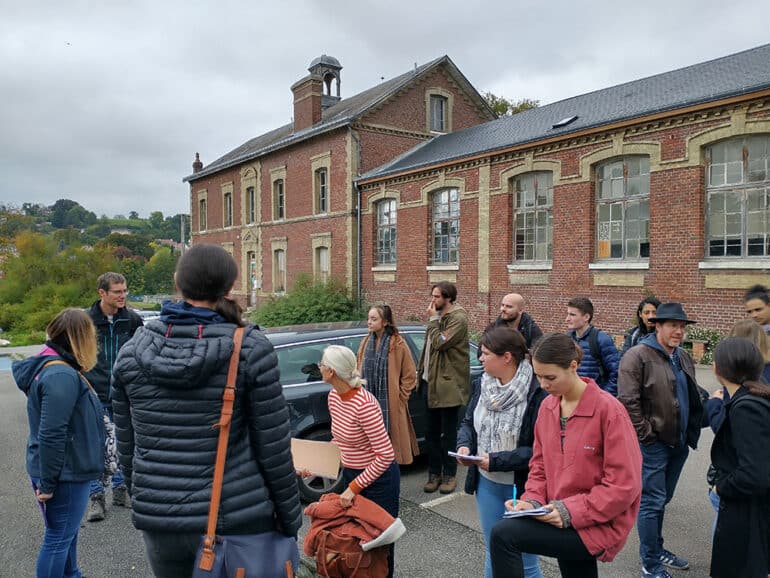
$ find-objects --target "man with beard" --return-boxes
[495,293,543,349]
[417,281,470,494]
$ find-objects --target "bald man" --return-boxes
[495,293,543,349]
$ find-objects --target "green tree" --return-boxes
[483,92,539,116]
[119,256,146,295]
[50,199,79,228]
[96,233,154,260]
[128,211,139,220]
[143,246,177,294]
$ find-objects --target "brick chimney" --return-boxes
[291,74,323,132]
[192,152,203,173]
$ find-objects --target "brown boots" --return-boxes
[423,474,441,493]
[423,474,457,494]
[439,476,457,494]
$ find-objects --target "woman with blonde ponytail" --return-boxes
[320,345,399,578]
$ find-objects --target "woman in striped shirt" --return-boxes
[320,345,399,577]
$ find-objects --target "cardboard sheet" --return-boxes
[291,438,341,480]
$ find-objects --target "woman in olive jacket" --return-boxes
[356,304,419,465]
[111,244,302,578]
[709,337,770,578]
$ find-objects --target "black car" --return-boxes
[263,321,483,501]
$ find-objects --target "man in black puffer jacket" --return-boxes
[111,245,302,578]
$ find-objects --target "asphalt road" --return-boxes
[0,348,719,577]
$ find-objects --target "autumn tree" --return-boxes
[483,92,539,117]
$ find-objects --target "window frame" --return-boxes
[223,191,233,228]
[430,95,447,133]
[273,179,285,221]
[375,198,397,265]
[431,188,460,265]
[594,156,651,261]
[273,248,286,293]
[247,186,256,224]
[315,168,328,214]
[315,246,330,283]
[706,135,770,259]
[198,198,207,231]
[511,171,554,263]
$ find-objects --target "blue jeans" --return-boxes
[709,488,720,540]
[476,475,541,578]
[637,442,689,572]
[343,461,400,578]
[89,403,123,495]
[31,478,90,578]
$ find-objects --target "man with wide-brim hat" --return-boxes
[618,302,706,578]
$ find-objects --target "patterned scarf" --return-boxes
[474,359,533,455]
[362,331,391,431]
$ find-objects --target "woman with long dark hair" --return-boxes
[621,297,661,356]
[456,325,546,578]
[13,308,104,578]
[111,244,302,578]
[490,332,642,578]
[356,304,419,465]
[709,337,770,578]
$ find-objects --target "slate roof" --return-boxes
[184,55,493,182]
[358,43,770,183]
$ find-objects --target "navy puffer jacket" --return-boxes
[569,326,620,396]
[111,308,302,537]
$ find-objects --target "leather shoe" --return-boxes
[423,474,441,493]
[439,476,457,494]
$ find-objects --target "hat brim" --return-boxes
[649,317,697,324]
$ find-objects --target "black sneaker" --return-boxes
[659,549,689,570]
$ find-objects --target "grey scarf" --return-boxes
[474,359,533,455]
[362,332,391,431]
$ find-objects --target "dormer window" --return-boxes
[430,95,447,132]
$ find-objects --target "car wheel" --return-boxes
[296,428,345,502]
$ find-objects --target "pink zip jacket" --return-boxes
[523,378,641,562]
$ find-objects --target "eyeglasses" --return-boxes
[108,289,129,295]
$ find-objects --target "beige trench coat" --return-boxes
[356,333,419,465]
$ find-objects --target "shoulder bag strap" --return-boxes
[198,326,245,572]
[43,360,96,392]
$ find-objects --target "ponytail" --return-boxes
[215,295,245,327]
[742,379,770,400]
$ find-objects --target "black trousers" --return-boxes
[490,517,597,578]
[426,405,460,477]
[142,531,200,578]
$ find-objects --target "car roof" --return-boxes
[262,321,427,346]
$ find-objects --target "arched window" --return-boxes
[595,156,650,260]
[376,199,397,265]
[512,172,553,261]
[706,135,770,258]
[432,188,460,264]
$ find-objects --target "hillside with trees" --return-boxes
[0,199,189,342]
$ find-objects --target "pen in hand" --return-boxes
[512,485,517,509]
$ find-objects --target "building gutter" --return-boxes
[349,127,363,309]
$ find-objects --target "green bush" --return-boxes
[683,326,724,365]
[250,274,364,327]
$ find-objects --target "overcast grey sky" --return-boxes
[1,0,768,218]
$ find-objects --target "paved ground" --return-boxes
[0,346,720,577]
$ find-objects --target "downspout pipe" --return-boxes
[350,127,363,310]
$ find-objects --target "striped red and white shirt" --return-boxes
[328,386,395,493]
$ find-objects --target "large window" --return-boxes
[315,246,329,282]
[198,198,207,231]
[247,186,256,224]
[430,95,447,132]
[596,156,650,260]
[707,135,770,258]
[273,249,286,292]
[315,168,328,214]
[273,179,285,220]
[512,172,553,261]
[223,192,233,228]
[376,199,397,265]
[432,188,460,264]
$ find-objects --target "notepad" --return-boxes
[447,451,485,462]
[502,507,551,518]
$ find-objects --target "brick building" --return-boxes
[184,55,494,306]
[356,44,770,334]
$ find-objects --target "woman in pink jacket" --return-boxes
[490,332,642,578]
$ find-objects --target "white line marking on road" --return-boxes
[419,492,465,509]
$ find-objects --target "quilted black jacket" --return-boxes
[111,320,302,537]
